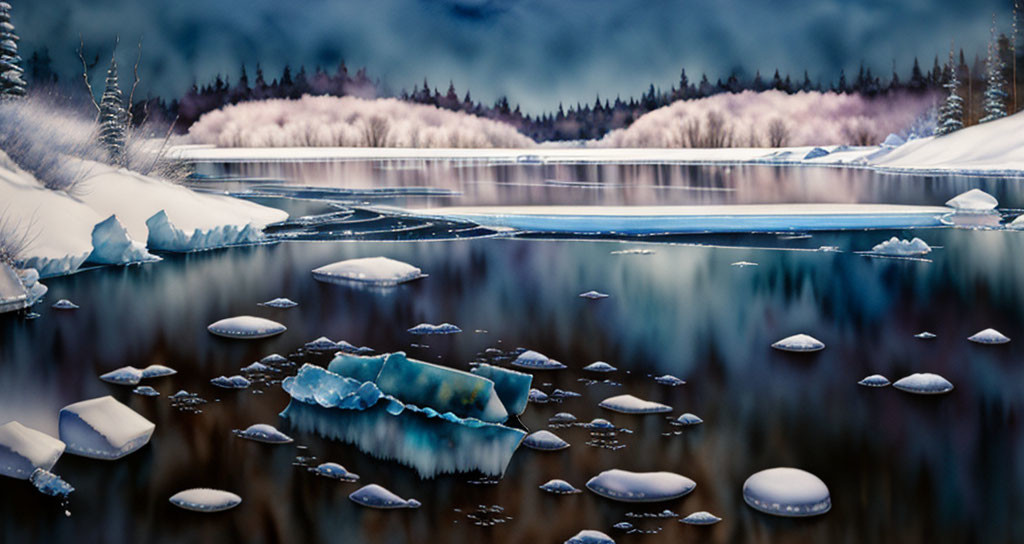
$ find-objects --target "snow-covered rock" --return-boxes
[598,394,672,414]
[583,361,617,373]
[549,412,577,424]
[258,297,298,308]
[140,364,177,378]
[680,511,722,525]
[579,290,609,300]
[51,299,79,310]
[771,333,825,352]
[914,331,937,339]
[892,373,954,394]
[132,386,160,397]
[522,430,570,451]
[0,422,65,480]
[58,396,155,459]
[310,462,360,482]
[743,467,831,517]
[586,469,696,502]
[312,256,424,286]
[511,350,566,370]
[210,375,251,389]
[945,189,998,212]
[407,323,462,335]
[87,215,160,265]
[565,530,615,544]
[857,374,890,387]
[674,413,703,426]
[882,133,905,147]
[169,489,242,512]
[968,328,1010,345]
[654,374,686,386]
[207,316,287,339]
[540,479,582,494]
[349,484,420,509]
[869,237,931,256]
[233,423,293,443]
[99,366,144,386]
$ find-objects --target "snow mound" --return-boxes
[654,374,685,386]
[743,467,831,517]
[207,316,286,339]
[305,336,339,351]
[523,430,570,451]
[312,257,424,286]
[680,511,722,525]
[771,333,825,352]
[870,237,931,256]
[210,375,251,389]
[233,423,293,443]
[674,413,704,426]
[349,484,421,509]
[874,113,1024,173]
[99,366,143,386]
[549,412,577,424]
[0,421,65,480]
[140,364,177,378]
[58,396,155,459]
[540,479,582,494]
[858,374,890,387]
[241,362,277,374]
[261,354,287,364]
[586,469,696,502]
[882,133,905,147]
[528,388,550,403]
[587,418,616,430]
[598,394,672,414]
[945,189,998,212]
[169,489,242,512]
[579,290,609,300]
[968,328,1010,344]
[469,363,532,416]
[583,361,617,373]
[892,373,954,394]
[88,215,160,265]
[132,386,160,397]
[565,530,615,544]
[146,210,264,252]
[511,350,566,370]
[310,462,360,482]
[914,332,937,339]
[407,323,462,335]
[258,297,298,308]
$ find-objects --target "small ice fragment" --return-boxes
[599,394,672,414]
[258,297,298,308]
[233,423,293,444]
[349,484,421,509]
[968,328,1010,344]
[680,511,721,525]
[210,375,251,389]
[30,468,74,497]
[613,521,633,530]
[407,323,462,335]
[241,362,277,374]
[586,469,696,502]
[170,390,192,399]
[52,299,79,310]
[892,373,954,395]
[99,366,143,386]
[523,430,570,451]
[310,462,360,482]
[132,385,160,397]
[59,396,155,459]
[549,412,577,424]
[610,248,654,255]
[566,530,616,544]
[140,364,177,378]
[804,147,830,159]
[731,261,758,267]
[869,237,931,256]
[261,354,288,364]
[858,374,890,387]
[312,257,424,286]
[945,189,998,212]
[304,336,339,351]
[470,364,533,416]
[0,421,65,479]
[674,413,703,426]
[512,350,567,370]
[914,332,937,339]
[539,479,581,494]
[579,290,609,300]
[583,361,617,373]
[587,418,615,430]
[551,389,581,399]
[528,388,550,403]
[207,316,286,339]
[817,246,840,253]
[654,375,685,386]
[169,488,242,512]
[743,467,831,517]
[771,334,825,352]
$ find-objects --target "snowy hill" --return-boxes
[873,113,1024,174]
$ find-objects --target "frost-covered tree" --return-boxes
[937,46,964,135]
[97,56,128,165]
[981,15,1009,123]
[0,1,27,99]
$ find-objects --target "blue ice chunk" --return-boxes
[30,468,74,497]
[374,353,508,423]
[804,147,830,160]
[281,364,382,410]
[327,352,389,383]
[470,363,532,416]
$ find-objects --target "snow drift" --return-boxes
[599,90,938,148]
[875,112,1024,174]
[189,95,536,148]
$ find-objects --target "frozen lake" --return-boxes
[2,161,1024,543]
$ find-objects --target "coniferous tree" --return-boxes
[0,1,26,98]
[937,45,964,135]
[98,55,128,165]
[982,15,1009,123]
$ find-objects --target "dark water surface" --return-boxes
[2,163,1024,544]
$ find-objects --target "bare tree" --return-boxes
[704,111,732,148]
[767,118,789,147]
[683,118,702,147]
[361,115,390,147]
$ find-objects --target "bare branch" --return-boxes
[127,37,142,126]
[77,35,100,114]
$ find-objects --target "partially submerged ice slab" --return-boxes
[470,363,532,416]
[374,353,508,423]
[328,352,389,383]
[583,361,617,373]
[59,396,155,460]
[599,394,672,414]
[207,316,286,339]
[771,334,825,353]
[0,422,66,480]
[312,256,424,286]
[892,373,954,395]
[586,469,696,502]
[146,210,263,252]
[88,215,160,265]
[743,467,831,517]
[169,488,242,512]
[349,484,421,509]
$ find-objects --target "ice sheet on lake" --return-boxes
[523,430,570,451]
[169,488,242,512]
[349,484,420,509]
[743,467,831,517]
[599,394,672,414]
[968,328,1010,344]
[59,396,155,459]
[88,215,160,265]
[771,334,825,352]
[470,363,532,416]
[312,257,424,286]
[540,479,582,494]
[945,189,998,212]
[565,530,616,544]
[0,422,65,480]
[511,350,566,370]
[586,469,696,502]
[869,237,931,256]
[892,373,954,394]
[207,316,287,339]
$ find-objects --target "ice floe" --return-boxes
[233,423,294,444]
[523,430,570,451]
[373,353,509,423]
[470,363,532,416]
[261,354,288,365]
[140,364,177,378]
[349,484,421,509]
[88,215,160,265]
[528,388,550,403]
[579,290,609,300]
[310,462,360,482]
[511,350,566,370]
[858,374,891,387]
[968,328,1010,344]
[583,361,617,373]
[869,236,931,256]
[680,511,722,525]
[540,479,582,494]
[610,248,654,255]
[549,412,577,424]
[59,396,155,459]
[132,386,160,397]
[731,261,759,267]
[407,323,462,335]
[587,418,616,430]
[673,413,703,426]
[241,362,277,374]
[654,375,686,386]
[258,297,298,308]
[51,299,79,310]
[30,468,74,497]
[945,189,998,212]
[599,394,672,414]
[169,488,242,512]
[743,467,831,517]
[312,257,424,286]
[771,333,825,352]
[565,530,615,544]
[99,366,143,386]
[0,422,65,480]
[586,469,696,502]
[210,375,252,389]
[914,332,937,339]
[207,316,287,339]
[328,352,388,383]
[892,373,954,395]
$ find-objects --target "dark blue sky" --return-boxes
[12,0,1009,112]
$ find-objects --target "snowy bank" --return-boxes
[873,113,1024,175]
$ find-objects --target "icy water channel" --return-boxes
[2,162,1024,543]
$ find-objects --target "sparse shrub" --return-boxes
[767,118,789,147]
[0,211,36,266]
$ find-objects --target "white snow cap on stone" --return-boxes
[312,256,423,286]
[0,422,66,480]
[743,467,831,517]
[771,334,825,352]
[58,396,155,459]
[945,189,998,212]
